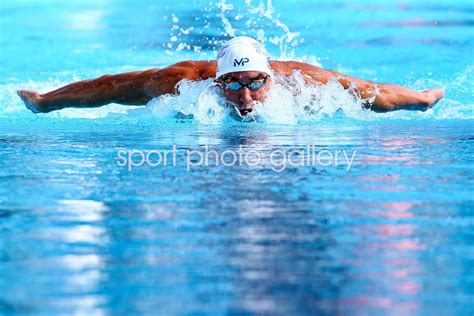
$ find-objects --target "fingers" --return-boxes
[17,90,36,101]
[423,88,444,100]
[17,90,28,99]
[17,90,42,113]
[422,89,444,108]
[17,89,34,95]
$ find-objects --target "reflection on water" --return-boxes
[1,0,473,311]
[341,201,423,314]
[1,121,473,314]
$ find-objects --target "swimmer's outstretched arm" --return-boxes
[17,69,161,113]
[330,71,444,112]
[17,61,214,113]
[275,61,444,112]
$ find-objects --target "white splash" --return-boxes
[251,71,375,124]
[5,68,472,123]
[143,72,377,125]
[164,0,304,59]
[146,78,233,124]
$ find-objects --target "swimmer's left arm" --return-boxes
[282,62,444,112]
[329,71,444,112]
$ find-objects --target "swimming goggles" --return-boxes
[221,75,268,91]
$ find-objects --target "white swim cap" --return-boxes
[216,36,273,79]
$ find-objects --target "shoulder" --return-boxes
[147,60,217,96]
[269,60,336,84]
[163,60,217,80]
[270,60,323,76]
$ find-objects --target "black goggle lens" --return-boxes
[223,77,267,91]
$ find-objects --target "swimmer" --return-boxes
[17,36,444,117]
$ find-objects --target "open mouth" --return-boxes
[230,106,256,122]
[239,109,252,116]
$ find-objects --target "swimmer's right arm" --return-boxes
[17,61,213,113]
[17,69,162,113]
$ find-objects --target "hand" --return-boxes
[422,88,444,109]
[17,90,47,113]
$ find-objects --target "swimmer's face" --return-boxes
[218,71,271,116]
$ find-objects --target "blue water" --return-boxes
[1,0,473,315]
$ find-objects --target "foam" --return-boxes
[141,71,473,125]
[146,79,231,124]
[2,0,472,123]
[3,67,473,124]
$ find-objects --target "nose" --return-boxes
[238,87,253,115]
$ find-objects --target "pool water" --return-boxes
[1,0,473,315]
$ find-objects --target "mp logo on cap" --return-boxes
[234,58,249,67]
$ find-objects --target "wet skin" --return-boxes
[217,71,272,116]
[17,60,444,114]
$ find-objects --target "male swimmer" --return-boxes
[17,36,444,117]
